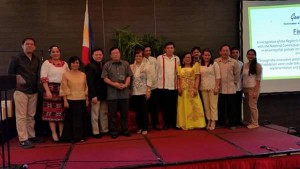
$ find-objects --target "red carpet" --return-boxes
[65,137,158,169]
[1,125,300,169]
[2,138,70,169]
[216,127,300,155]
[148,129,247,163]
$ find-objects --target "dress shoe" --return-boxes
[100,131,110,136]
[153,126,161,131]
[111,134,118,139]
[230,126,236,130]
[20,140,34,149]
[52,138,60,143]
[29,137,44,143]
[173,126,180,130]
[121,131,131,137]
[93,134,102,139]
[163,125,169,130]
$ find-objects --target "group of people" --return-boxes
[7,38,262,149]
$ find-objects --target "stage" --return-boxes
[1,124,300,169]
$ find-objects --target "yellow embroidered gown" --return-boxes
[177,63,206,130]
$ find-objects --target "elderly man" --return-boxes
[101,47,133,139]
[215,44,240,129]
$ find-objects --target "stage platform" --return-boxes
[1,124,300,169]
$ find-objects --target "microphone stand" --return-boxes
[0,75,26,169]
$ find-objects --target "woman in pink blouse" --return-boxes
[40,45,69,142]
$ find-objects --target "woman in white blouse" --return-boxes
[130,49,152,135]
[242,49,262,129]
[40,45,69,142]
[199,48,221,130]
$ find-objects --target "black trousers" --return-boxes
[61,100,88,142]
[157,89,178,128]
[107,99,129,135]
[218,93,238,126]
[236,90,243,123]
[148,89,160,128]
[132,95,149,131]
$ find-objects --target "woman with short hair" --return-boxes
[60,56,89,142]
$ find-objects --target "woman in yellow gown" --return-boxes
[177,52,206,130]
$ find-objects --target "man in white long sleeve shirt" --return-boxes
[156,42,180,130]
[143,46,161,130]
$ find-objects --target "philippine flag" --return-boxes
[82,0,94,65]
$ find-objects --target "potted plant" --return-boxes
[113,27,143,63]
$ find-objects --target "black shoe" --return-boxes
[163,125,169,130]
[121,131,131,137]
[101,131,110,135]
[29,137,44,143]
[230,126,236,130]
[174,126,181,130]
[153,126,161,131]
[20,140,34,149]
[93,134,102,139]
[111,134,118,139]
[52,138,60,143]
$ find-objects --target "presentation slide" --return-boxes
[243,1,300,93]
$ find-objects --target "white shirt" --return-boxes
[143,56,157,89]
[40,60,69,83]
[242,63,262,88]
[200,62,221,90]
[156,54,180,90]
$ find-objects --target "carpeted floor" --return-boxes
[1,124,300,169]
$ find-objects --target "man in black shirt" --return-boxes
[85,48,108,138]
[7,38,40,148]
